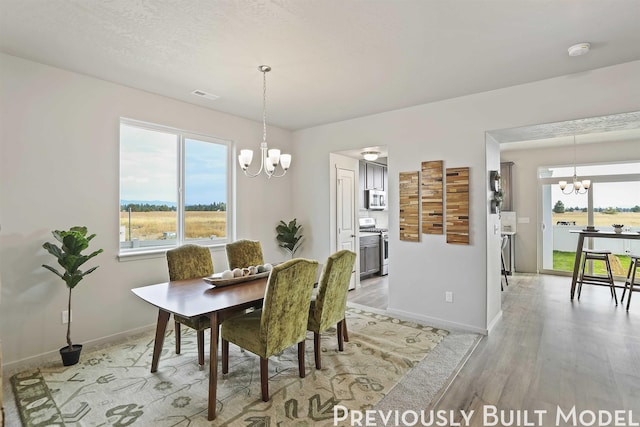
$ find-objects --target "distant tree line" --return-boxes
[121,202,226,212]
[553,201,640,214]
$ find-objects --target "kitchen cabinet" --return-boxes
[359,234,380,277]
[360,160,388,210]
[500,162,514,211]
[366,163,385,190]
[359,161,367,210]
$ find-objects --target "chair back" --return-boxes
[226,239,264,269]
[260,258,318,356]
[311,250,357,332]
[166,244,214,281]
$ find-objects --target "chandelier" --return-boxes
[559,136,590,195]
[238,65,291,178]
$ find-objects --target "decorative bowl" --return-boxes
[612,224,624,233]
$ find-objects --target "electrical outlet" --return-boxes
[62,310,72,324]
[445,292,453,303]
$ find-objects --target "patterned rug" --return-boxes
[11,307,449,426]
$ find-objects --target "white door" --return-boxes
[337,166,357,289]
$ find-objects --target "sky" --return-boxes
[546,163,640,209]
[120,124,227,205]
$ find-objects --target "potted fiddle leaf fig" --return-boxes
[276,218,304,258]
[42,226,103,366]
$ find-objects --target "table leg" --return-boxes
[151,309,170,373]
[570,234,585,300]
[208,312,219,421]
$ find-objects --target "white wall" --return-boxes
[291,60,640,333]
[501,138,640,273]
[485,134,502,330]
[0,54,294,365]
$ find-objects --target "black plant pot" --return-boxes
[60,344,82,366]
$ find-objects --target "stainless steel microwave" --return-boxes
[366,189,386,210]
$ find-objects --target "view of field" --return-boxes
[120,211,226,241]
[552,212,640,227]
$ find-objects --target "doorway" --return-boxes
[330,147,389,310]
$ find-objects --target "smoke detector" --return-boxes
[568,43,591,57]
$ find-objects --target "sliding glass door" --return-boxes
[539,163,640,275]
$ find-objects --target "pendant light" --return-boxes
[238,65,291,178]
[558,136,590,194]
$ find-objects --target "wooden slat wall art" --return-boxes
[399,171,420,242]
[446,167,470,245]
[421,160,444,234]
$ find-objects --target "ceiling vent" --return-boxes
[191,90,219,101]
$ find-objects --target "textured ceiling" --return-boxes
[491,111,640,150]
[1,0,640,131]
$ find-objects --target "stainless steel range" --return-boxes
[359,218,388,276]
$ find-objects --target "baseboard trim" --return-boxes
[386,307,489,335]
[3,323,158,375]
[486,310,503,334]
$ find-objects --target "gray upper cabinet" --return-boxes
[360,160,388,210]
[500,161,514,211]
[359,161,367,210]
[366,162,385,190]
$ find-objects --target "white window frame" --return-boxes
[118,118,235,259]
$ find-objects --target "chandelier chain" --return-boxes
[262,68,267,145]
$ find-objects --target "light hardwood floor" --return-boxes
[348,273,640,423]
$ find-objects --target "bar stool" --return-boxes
[621,255,639,311]
[501,235,509,291]
[577,249,618,305]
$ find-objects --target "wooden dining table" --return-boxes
[569,229,640,299]
[132,275,269,421]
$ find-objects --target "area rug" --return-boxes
[11,307,449,426]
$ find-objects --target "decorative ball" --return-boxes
[221,270,234,279]
[257,265,266,273]
[232,268,243,277]
[248,266,258,275]
[263,263,273,271]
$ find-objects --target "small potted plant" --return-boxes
[42,226,103,366]
[276,218,304,258]
[612,224,624,234]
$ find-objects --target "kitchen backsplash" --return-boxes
[360,210,389,229]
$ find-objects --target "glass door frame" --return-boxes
[537,171,640,275]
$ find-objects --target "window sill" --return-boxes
[117,243,226,262]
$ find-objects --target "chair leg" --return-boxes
[298,341,306,378]
[222,339,229,374]
[314,332,321,370]
[175,321,181,354]
[197,330,205,366]
[260,357,269,402]
[627,259,638,312]
[342,319,349,342]
[604,256,618,305]
[501,254,509,287]
[577,253,588,299]
[337,320,344,352]
[622,259,634,302]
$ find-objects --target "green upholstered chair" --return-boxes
[166,244,214,367]
[226,239,264,269]
[220,258,319,402]
[307,250,356,369]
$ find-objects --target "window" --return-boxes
[119,119,233,253]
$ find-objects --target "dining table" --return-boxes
[569,229,640,299]
[132,274,270,420]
